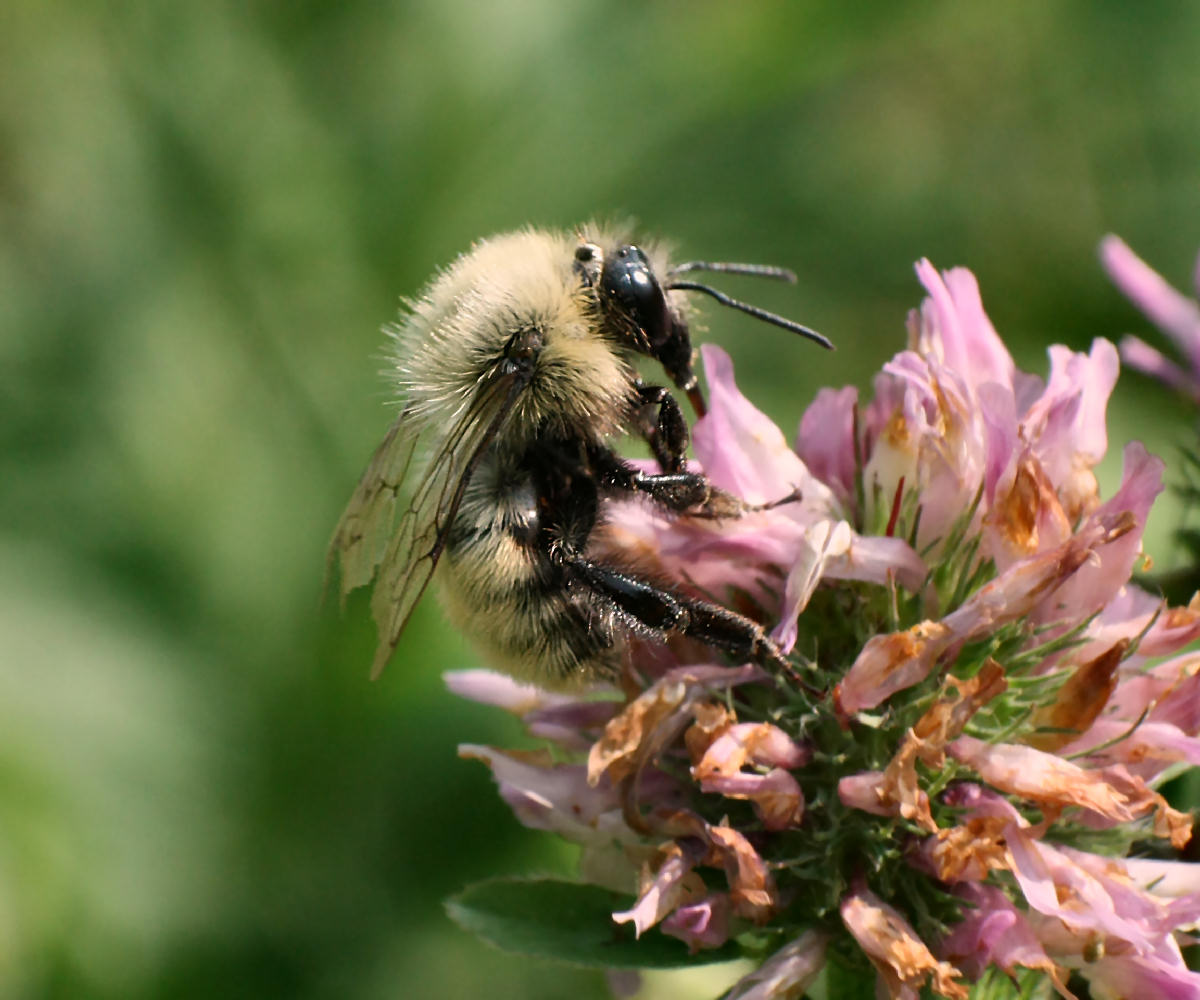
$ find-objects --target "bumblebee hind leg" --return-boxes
[563,553,789,672]
[534,430,786,673]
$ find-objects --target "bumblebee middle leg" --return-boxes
[589,439,746,519]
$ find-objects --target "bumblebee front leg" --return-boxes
[562,552,790,672]
[631,381,689,474]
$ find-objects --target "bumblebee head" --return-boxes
[575,240,702,412]
[574,236,833,418]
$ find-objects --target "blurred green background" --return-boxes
[4,2,1200,998]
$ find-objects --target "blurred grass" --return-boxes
[2,1,1199,997]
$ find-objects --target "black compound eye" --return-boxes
[600,244,669,348]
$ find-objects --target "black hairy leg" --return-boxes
[529,432,788,673]
[561,551,790,672]
[631,381,689,474]
[587,439,745,518]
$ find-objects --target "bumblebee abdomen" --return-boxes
[439,542,622,685]
[435,453,621,685]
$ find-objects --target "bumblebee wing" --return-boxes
[326,409,421,602]
[329,368,530,679]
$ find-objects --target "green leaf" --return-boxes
[820,954,877,999]
[445,877,741,969]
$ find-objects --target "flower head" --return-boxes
[453,253,1200,998]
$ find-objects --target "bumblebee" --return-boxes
[328,226,830,685]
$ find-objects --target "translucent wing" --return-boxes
[327,369,527,678]
[326,410,420,600]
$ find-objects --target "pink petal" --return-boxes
[1003,827,1174,952]
[1122,857,1200,900]
[459,745,639,843]
[445,669,624,750]
[956,514,1120,634]
[773,522,926,653]
[1040,442,1163,624]
[1120,335,1198,398]
[1083,588,1200,668]
[692,723,809,828]
[772,519,853,651]
[444,668,573,713]
[660,892,731,952]
[942,781,1021,818]
[976,380,1021,505]
[874,350,985,542]
[947,736,1137,823]
[1101,234,1200,374]
[824,532,926,592]
[706,824,777,923]
[841,886,967,999]
[725,930,828,1000]
[911,260,1016,396]
[1084,953,1200,1000]
[1020,340,1120,518]
[1060,846,1200,938]
[1147,653,1200,730]
[837,771,892,816]
[693,722,809,773]
[796,385,859,504]
[612,839,706,936]
[1060,718,1200,778]
[836,621,952,715]
[525,699,624,750]
[698,768,805,830]
[940,882,1068,992]
[695,344,829,507]
[603,497,808,610]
